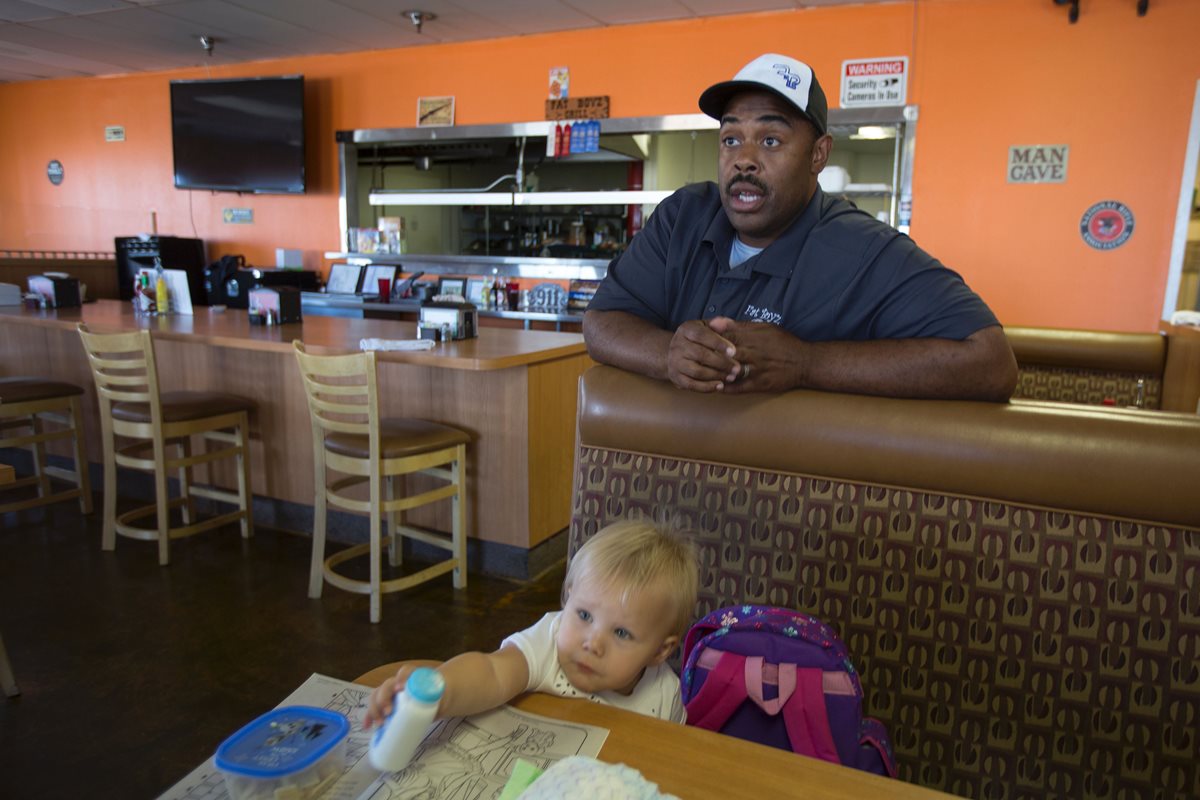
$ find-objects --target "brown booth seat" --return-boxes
[569,364,1200,799]
[1006,325,1167,408]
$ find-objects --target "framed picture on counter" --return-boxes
[439,277,466,299]
[326,263,363,295]
[465,278,485,305]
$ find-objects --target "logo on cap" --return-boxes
[773,64,802,91]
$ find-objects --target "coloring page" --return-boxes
[361,705,606,800]
[157,673,608,800]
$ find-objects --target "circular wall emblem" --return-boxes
[47,159,64,186]
[1080,200,1134,250]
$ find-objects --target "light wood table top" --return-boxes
[0,300,585,371]
[354,663,957,800]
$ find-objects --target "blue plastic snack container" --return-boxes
[215,705,349,800]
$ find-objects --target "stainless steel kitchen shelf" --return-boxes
[322,252,611,281]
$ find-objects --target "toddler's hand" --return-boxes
[365,667,410,729]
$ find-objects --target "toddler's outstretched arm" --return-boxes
[364,648,530,728]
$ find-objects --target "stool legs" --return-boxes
[386,476,403,568]
[68,397,93,514]
[369,475,383,624]
[235,414,253,539]
[153,435,170,566]
[0,632,18,698]
[29,415,51,499]
[178,437,194,527]
[453,444,466,589]
[100,415,117,551]
[308,441,327,599]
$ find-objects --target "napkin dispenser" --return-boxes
[248,286,302,325]
[27,274,82,308]
[419,300,477,340]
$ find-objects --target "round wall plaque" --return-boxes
[1080,200,1134,250]
[47,160,64,186]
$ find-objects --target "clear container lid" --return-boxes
[215,706,349,778]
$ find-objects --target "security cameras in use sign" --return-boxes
[840,57,908,108]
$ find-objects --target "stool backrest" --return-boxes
[292,341,380,458]
[77,323,162,420]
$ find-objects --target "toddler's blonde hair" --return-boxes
[563,520,699,637]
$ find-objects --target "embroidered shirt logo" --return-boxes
[773,64,801,90]
[744,304,782,326]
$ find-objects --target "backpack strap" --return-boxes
[781,667,841,765]
[683,650,750,732]
[685,651,842,766]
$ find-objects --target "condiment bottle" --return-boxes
[369,668,444,773]
[154,258,169,315]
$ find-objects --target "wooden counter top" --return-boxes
[0,300,585,371]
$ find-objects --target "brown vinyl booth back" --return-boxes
[1007,326,1166,408]
[569,365,1200,799]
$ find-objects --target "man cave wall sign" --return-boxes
[1008,145,1068,184]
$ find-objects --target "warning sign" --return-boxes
[840,57,908,108]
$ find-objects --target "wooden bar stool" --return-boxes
[77,324,254,566]
[293,341,468,623]
[0,377,93,515]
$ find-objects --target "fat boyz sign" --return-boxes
[1008,145,1069,184]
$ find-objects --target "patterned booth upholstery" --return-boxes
[568,366,1200,800]
[1007,326,1165,409]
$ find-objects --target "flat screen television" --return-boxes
[170,75,306,194]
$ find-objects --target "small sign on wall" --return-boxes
[545,96,610,120]
[223,208,254,224]
[840,57,907,108]
[417,96,455,127]
[1008,145,1068,183]
[1080,201,1134,250]
[105,126,125,142]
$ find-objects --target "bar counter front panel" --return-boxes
[0,301,592,553]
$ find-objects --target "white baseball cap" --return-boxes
[698,53,828,135]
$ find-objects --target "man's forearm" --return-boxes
[784,326,1018,401]
[582,309,674,381]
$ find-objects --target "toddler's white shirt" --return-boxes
[502,612,686,723]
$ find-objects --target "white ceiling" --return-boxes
[0,0,890,84]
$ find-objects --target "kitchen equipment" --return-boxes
[115,235,206,303]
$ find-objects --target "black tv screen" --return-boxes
[170,76,306,194]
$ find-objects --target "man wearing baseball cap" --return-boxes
[584,53,1016,401]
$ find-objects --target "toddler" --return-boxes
[365,520,699,726]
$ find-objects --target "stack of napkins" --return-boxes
[359,338,436,352]
[1169,309,1200,327]
[0,282,21,306]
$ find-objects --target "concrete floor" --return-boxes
[0,492,564,800]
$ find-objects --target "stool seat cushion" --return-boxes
[111,391,255,423]
[325,418,469,459]
[0,377,84,405]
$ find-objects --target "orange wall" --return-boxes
[0,0,1195,331]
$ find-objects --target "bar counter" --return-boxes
[0,301,592,567]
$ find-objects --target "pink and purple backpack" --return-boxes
[680,605,897,777]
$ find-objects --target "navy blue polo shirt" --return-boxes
[589,182,999,342]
